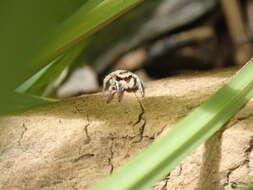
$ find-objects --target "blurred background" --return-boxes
[9,0,253,98]
[30,0,253,98]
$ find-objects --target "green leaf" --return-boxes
[15,57,63,94]
[0,0,85,91]
[0,0,143,92]
[16,41,87,96]
[0,92,56,116]
[0,0,143,114]
[91,58,253,190]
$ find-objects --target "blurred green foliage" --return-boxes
[0,0,143,115]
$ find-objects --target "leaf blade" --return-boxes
[0,0,143,91]
[16,41,87,96]
[0,92,57,116]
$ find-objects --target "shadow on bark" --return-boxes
[196,130,224,190]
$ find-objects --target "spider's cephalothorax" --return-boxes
[103,70,144,103]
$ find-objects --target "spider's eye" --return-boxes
[116,76,121,81]
[124,76,132,82]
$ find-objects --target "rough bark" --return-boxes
[0,68,252,190]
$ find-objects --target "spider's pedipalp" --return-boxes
[115,81,120,92]
[114,81,124,102]
[117,90,124,102]
[106,90,116,104]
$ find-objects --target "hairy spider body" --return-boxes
[103,70,144,103]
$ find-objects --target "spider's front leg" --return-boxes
[103,74,112,93]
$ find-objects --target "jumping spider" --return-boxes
[103,70,144,103]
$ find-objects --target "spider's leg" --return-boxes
[135,75,145,97]
[103,74,113,93]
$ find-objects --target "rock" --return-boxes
[1,68,252,190]
[56,66,98,97]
